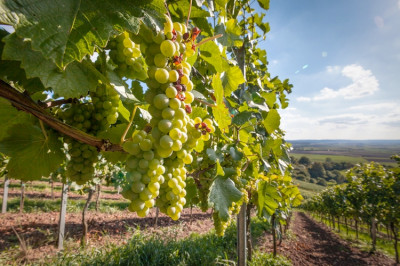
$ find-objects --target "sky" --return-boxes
[263,0,400,140]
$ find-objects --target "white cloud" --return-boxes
[312,64,379,100]
[281,108,400,140]
[296,97,311,102]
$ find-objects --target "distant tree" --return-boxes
[325,157,333,163]
[317,178,327,186]
[298,156,311,166]
[309,162,326,179]
[290,156,298,165]
[309,178,317,184]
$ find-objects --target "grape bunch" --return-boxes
[60,84,120,185]
[122,130,165,217]
[108,32,147,80]
[60,103,99,185]
[118,15,210,220]
[155,158,187,220]
[90,84,120,129]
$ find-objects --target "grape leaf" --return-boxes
[0,98,33,140]
[0,0,164,67]
[215,19,243,47]
[221,65,245,97]
[206,148,224,162]
[216,160,225,176]
[212,105,231,132]
[190,106,209,119]
[208,177,242,221]
[0,29,45,94]
[232,111,253,126]
[2,33,98,98]
[168,0,209,19]
[263,109,280,134]
[257,0,270,11]
[0,123,65,180]
[199,41,223,73]
[229,146,243,161]
[212,74,224,105]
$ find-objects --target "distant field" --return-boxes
[290,153,367,164]
[289,140,399,165]
[292,178,326,199]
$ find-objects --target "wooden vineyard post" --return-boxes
[20,181,25,213]
[57,183,68,250]
[2,176,9,213]
[235,39,247,265]
[237,203,247,266]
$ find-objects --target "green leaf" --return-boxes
[208,177,242,221]
[216,160,225,176]
[229,146,243,161]
[118,101,130,122]
[263,109,280,134]
[108,71,140,106]
[215,19,243,47]
[212,105,231,132]
[0,98,33,140]
[199,41,223,73]
[0,0,164,67]
[0,123,65,180]
[3,34,98,98]
[206,148,224,162]
[232,111,253,126]
[212,74,224,105]
[190,106,209,119]
[263,92,277,109]
[222,65,245,97]
[257,0,270,11]
[168,0,209,19]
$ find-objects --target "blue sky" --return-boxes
[263,0,400,140]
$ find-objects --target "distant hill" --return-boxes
[288,140,400,164]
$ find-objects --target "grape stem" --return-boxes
[39,120,48,140]
[0,80,124,153]
[186,0,192,27]
[194,98,215,107]
[120,105,138,144]
[195,34,223,47]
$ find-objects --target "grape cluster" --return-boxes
[60,103,99,184]
[108,32,147,80]
[119,16,210,220]
[90,84,120,129]
[60,84,120,185]
[122,130,165,217]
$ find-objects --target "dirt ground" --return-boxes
[259,212,397,266]
[0,207,214,263]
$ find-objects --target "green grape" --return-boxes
[154,54,168,68]
[153,94,169,109]
[160,40,176,57]
[154,68,169,84]
[162,108,175,120]
[168,70,179,83]
[160,135,173,149]
[158,119,172,133]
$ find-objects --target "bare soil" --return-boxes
[0,208,214,264]
[259,212,397,266]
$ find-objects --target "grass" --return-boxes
[292,178,326,198]
[310,213,399,260]
[50,218,290,266]
[0,197,129,213]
